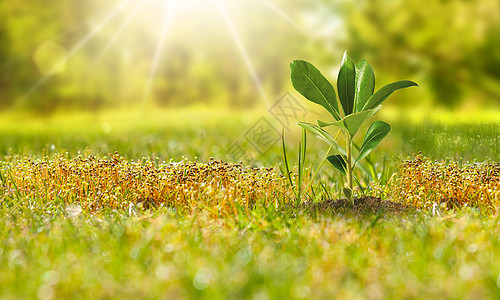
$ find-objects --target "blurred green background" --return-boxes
[1,0,499,114]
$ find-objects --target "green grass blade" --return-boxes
[281,129,296,195]
[297,127,307,205]
[302,144,334,198]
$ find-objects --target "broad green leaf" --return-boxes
[297,122,341,152]
[352,142,376,179]
[362,80,418,110]
[354,59,375,112]
[327,155,346,176]
[290,60,341,121]
[318,106,382,138]
[356,121,391,163]
[337,51,356,116]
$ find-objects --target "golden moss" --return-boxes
[392,154,500,213]
[0,152,289,217]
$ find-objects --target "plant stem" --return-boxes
[346,134,354,205]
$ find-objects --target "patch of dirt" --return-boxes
[301,196,413,215]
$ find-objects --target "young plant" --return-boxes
[290,51,417,205]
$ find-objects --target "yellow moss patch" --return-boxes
[392,155,500,213]
[0,152,289,217]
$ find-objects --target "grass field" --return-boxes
[0,107,499,299]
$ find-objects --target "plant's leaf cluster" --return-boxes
[291,51,417,180]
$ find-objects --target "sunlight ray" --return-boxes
[256,0,309,35]
[92,0,148,65]
[21,0,134,102]
[215,0,270,107]
[141,0,178,111]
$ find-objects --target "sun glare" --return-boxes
[138,0,221,28]
[24,0,308,109]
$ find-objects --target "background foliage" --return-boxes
[0,0,498,113]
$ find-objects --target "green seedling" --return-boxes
[290,51,417,205]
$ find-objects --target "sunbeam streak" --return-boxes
[21,0,135,102]
[215,0,270,107]
[141,0,178,112]
[93,0,148,65]
[256,0,309,35]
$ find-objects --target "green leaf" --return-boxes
[337,51,356,116]
[327,155,346,176]
[318,105,382,138]
[356,121,391,163]
[317,120,333,127]
[297,122,341,152]
[362,80,418,110]
[290,60,341,121]
[342,187,353,201]
[354,59,375,113]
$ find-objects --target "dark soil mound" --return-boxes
[301,196,413,215]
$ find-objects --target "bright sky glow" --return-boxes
[142,0,178,110]
[215,0,270,106]
[25,0,311,108]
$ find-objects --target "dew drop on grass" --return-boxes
[155,264,172,281]
[65,204,82,217]
[42,270,60,286]
[163,243,175,253]
[193,268,212,290]
[433,247,443,259]
[37,284,54,300]
[467,243,478,253]
[459,264,474,281]
[406,251,415,262]
[101,122,112,134]
[168,140,177,149]
[129,247,140,259]
[292,284,311,298]
[252,289,270,300]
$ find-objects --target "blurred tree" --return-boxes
[0,0,317,112]
[1,0,498,112]
[322,0,500,108]
[0,23,9,108]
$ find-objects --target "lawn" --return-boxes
[0,108,499,299]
